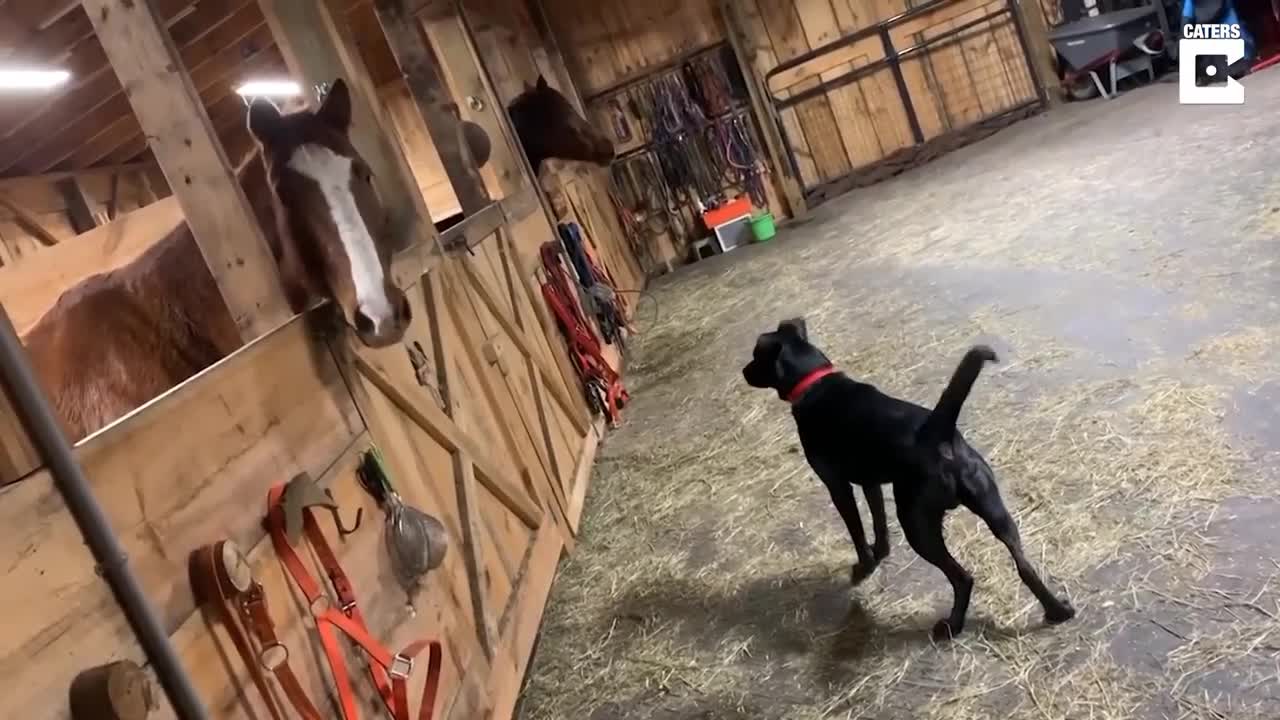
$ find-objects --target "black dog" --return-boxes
[742,318,1075,639]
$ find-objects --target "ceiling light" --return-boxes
[235,80,302,98]
[0,69,70,90]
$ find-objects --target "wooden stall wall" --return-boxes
[737,0,1043,205]
[0,0,641,718]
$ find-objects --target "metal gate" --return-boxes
[764,0,1046,206]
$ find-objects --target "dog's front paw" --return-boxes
[931,619,962,641]
[1044,598,1076,625]
[850,561,878,585]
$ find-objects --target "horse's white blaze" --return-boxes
[287,143,392,332]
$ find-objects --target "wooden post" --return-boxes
[56,179,98,235]
[1015,0,1062,104]
[82,0,293,342]
[719,0,809,220]
[257,0,438,258]
[374,0,493,214]
[526,0,586,114]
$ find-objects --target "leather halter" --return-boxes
[190,480,442,720]
[190,540,326,720]
[265,482,442,720]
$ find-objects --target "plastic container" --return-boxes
[750,212,776,242]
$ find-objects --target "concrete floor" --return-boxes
[521,70,1280,719]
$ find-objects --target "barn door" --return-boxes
[757,0,1045,206]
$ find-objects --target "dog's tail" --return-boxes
[916,345,998,445]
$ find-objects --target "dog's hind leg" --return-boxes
[898,498,973,640]
[965,488,1076,626]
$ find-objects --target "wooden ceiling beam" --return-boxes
[0,9,94,64]
[0,161,153,190]
[56,45,283,172]
[4,0,84,30]
[0,0,256,174]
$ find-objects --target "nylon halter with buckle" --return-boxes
[265,476,442,720]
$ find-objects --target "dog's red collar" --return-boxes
[786,366,836,403]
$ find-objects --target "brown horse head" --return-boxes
[246,78,411,348]
[507,75,614,174]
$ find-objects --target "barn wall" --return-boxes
[736,0,1041,204]
[0,1,641,718]
[532,0,793,271]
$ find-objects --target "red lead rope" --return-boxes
[540,242,629,426]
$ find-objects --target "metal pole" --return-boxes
[0,304,209,720]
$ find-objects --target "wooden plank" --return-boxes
[1015,0,1057,102]
[82,0,291,342]
[438,262,572,541]
[756,0,850,184]
[381,82,464,222]
[352,345,544,530]
[0,162,153,192]
[456,252,574,536]
[459,255,589,436]
[375,0,491,214]
[420,8,529,202]
[766,34,883,93]
[526,0,587,113]
[56,178,98,234]
[331,323,487,650]
[488,521,563,718]
[0,193,59,246]
[0,315,363,717]
[742,0,818,187]
[259,0,437,254]
[720,1,806,215]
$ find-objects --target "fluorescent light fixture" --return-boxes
[0,69,70,90]
[235,80,302,98]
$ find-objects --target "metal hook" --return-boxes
[325,505,363,539]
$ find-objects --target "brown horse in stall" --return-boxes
[22,79,413,442]
[506,75,615,175]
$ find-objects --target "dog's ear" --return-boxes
[778,317,808,341]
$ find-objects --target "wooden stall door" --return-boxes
[347,220,600,716]
[746,0,1043,207]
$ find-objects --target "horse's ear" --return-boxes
[317,78,352,132]
[535,74,550,92]
[247,99,283,144]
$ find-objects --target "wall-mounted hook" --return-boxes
[325,505,363,539]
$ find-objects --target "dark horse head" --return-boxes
[507,75,614,174]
